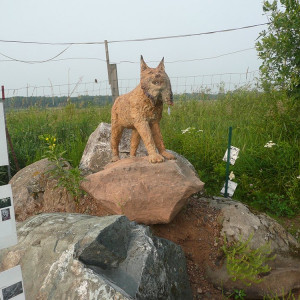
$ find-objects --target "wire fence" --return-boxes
[5,70,259,100]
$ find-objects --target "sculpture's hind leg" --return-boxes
[130,129,141,157]
[111,123,124,162]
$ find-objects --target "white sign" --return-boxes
[0,185,17,250]
[0,102,9,167]
[221,180,238,197]
[0,265,25,300]
[223,146,240,165]
[167,106,171,115]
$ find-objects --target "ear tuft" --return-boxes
[140,55,148,71]
[158,57,165,70]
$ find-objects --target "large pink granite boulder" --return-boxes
[81,156,204,225]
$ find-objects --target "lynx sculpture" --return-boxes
[111,56,176,163]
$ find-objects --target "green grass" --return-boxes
[2,91,300,218]
[161,90,299,217]
[3,103,111,177]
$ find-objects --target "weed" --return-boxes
[39,134,85,203]
[232,289,246,300]
[221,233,276,286]
[264,290,300,300]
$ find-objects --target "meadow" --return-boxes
[2,90,300,219]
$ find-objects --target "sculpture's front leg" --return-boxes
[134,121,164,163]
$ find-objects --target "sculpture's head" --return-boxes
[140,56,173,106]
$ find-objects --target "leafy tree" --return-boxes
[256,0,300,94]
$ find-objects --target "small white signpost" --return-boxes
[0,86,25,299]
[222,146,240,165]
[0,185,18,250]
[221,180,238,198]
[0,266,25,300]
[220,127,239,197]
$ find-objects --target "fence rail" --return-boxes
[4,70,259,102]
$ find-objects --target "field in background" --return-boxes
[2,90,299,220]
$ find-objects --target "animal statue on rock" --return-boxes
[111,56,176,163]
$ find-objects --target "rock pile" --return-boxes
[0,213,192,300]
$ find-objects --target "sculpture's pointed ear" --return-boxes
[157,57,165,71]
[140,55,149,72]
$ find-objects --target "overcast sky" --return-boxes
[0,0,268,97]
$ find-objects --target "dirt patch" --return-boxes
[151,195,225,300]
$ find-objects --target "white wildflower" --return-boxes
[181,127,196,134]
[297,175,300,180]
[229,171,235,180]
[264,140,276,148]
[181,127,191,134]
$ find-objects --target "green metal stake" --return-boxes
[224,126,232,198]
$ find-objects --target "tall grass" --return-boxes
[4,103,111,175]
[2,91,299,217]
[161,90,300,217]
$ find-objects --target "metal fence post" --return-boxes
[224,126,232,197]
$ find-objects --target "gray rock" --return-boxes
[0,213,192,300]
[9,158,76,222]
[205,197,300,299]
[79,122,147,175]
[79,122,198,176]
[210,197,298,254]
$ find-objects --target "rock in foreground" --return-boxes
[0,214,192,300]
[206,197,300,299]
[81,157,204,224]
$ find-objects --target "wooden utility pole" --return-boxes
[104,40,119,102]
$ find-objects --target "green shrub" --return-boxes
[221,233,276,286]
[39,134,85,203]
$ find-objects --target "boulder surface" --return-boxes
[81,156,204,224]
[9,158,76,221]
[79,122,147,175]
[0,213,192,300]
[79,122,197,175]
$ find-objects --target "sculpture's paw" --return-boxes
[161,151,176,160]
[148,153,164,163]
[111,155,120,162]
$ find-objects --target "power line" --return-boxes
[109,23,269,44]
[0,57,106,63]
[116,47,255,64]
[0,23,269,46]
[0,47,256,65]
[0,45,71,64]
